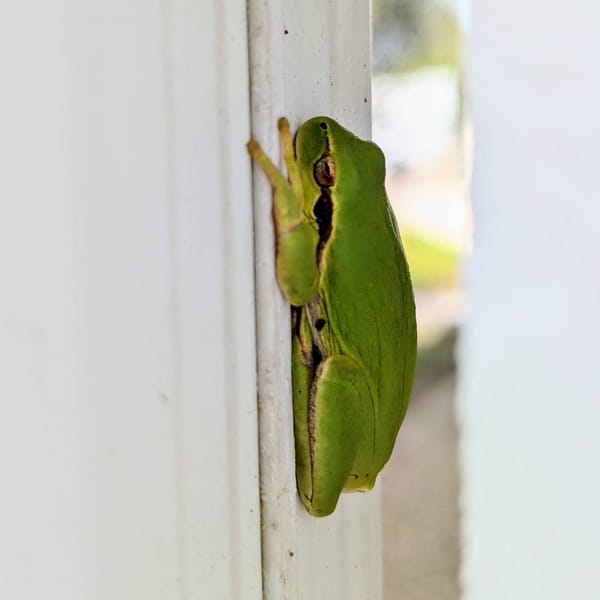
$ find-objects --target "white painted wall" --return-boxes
[459,2,600,599]
[0,2,261,599]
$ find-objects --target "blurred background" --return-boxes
[371,1,468,597]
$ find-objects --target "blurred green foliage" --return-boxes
[402,229,459,289]
[372,0,461,74]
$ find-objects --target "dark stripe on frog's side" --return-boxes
[313,190,333,267]
[310,121,335,269]
[292,301,330,377]
[292,306,315,371]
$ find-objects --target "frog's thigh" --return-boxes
[303,355,370,517]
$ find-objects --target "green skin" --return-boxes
[248,116,417,517]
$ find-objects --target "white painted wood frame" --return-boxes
[0,2,261,599]
[248,2,383,600]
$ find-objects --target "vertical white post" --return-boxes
[247,2,383,599]
[459,2,600,599]
[0,2,261,599]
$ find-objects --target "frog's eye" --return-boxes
[314,156,336,187]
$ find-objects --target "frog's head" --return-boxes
[294,116,385,208]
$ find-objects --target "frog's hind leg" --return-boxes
[297,354,373,517]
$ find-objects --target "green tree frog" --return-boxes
[248,117,417,517]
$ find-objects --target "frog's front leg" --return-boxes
[293,352,375,517]
[247,118,320,306]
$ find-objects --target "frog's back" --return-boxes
[319,135,417,466]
